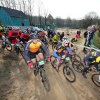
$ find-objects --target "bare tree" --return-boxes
[22,0,26,13]
[43,9,49,28]
[27,0,34,25]
[4,0,10,7]
[0,0,5,6]
[10,0,16,9]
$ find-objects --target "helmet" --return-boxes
[23,30,27,34]
[62,37,69,44]
[30,33,38,39]
[57,32,60,35]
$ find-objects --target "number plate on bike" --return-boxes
[65,57,70,61]
[38,61,45,65]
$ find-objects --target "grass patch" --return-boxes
[0,60,11,77]
[94,31,100,49]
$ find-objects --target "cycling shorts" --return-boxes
[29,51,41,59]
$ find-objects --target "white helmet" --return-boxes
[62,36,69,44]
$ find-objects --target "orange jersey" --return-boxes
[29,42,41,52]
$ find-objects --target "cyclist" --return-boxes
[0,25,5,48]
[51,32,60,47]
[8,28,19,51]
[60,32,64,41]
[20,30,30,44]
[82,50,100,78]
[52,37,72,72]
[24,34,51,74]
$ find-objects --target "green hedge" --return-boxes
[94,31,100,49]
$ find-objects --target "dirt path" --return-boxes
[0,29,100,100]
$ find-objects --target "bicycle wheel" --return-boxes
[52,43,57,50]
[19,43,24,52]
[6,42,12,51]
[63,65,76,83]
[50,55,57,69]
[41,69,50,92]
[72,60,85,73]
[71,54,81,61]
[91,73,100,87]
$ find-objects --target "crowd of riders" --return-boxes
[0,24,100,81]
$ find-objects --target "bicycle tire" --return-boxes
[91,73,100,87]
[19,43,25,52]
[6,42,12,51]
[50,55,57,69]
[41,69,50,92]
[72,60,85,73]
[63,65,76,83]
[71,54,81,62]
[52,43,57,50]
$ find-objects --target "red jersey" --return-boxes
[20,33,29,39]
[8,30,18,38]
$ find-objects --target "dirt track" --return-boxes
[0,29,100,100]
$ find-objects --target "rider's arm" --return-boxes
[66,47,72,55]
[53,50,59,58]
[24,42,31,62]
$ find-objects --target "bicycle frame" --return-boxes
[34,60,50,92]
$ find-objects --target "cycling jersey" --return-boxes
[84,51,100,64]
[21,33,29,39]
[29,42,41,52]
[8,30,19,44]
[53,42,72,58]
[24,40,50,62]
[8,30,18,38]
[52,34,59,43]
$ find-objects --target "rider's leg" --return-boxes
[38,53,44,61]
[31,58,36,69]
[29,52,37,69]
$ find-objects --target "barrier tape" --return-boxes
[72,43,100,52]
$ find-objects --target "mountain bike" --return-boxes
[70,48,81,62]
[33,60,50,92]
[14,42,24,56]
[50,55,76,83]
[72,60,85,73]
[72,58,100,87]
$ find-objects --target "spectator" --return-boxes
[60,32,64,41]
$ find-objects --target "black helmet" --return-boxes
[57,32,60,35]
[30,33,38,39]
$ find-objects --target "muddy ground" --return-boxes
[0,28,100,100]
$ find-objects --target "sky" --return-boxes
[40,0,100,19]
